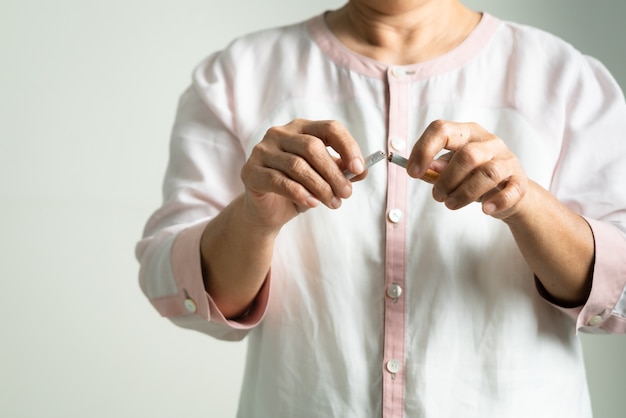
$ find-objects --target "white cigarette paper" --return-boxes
[344,150,386,179]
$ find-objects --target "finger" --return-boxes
[244,138,321,209]
[264,148,344,209]
[299,120,365,176]
[480,176,527,217]
[407,120,487,178]
[426,152,452,181]
[432,140,508,202]
[245,165,328,210]
[278,133,353,201]
[435,141,502,200]
[439,159,509,210]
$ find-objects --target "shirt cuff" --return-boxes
[538,217,626,333]
[149,219,270,330]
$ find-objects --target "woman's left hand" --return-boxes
[407,119,529,219]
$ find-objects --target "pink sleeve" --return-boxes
[148,220,270,341]
[541,218,626,334]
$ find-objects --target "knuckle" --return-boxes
[479,162,502,184]
[252,140,270,154]
[497,178,525,206]
[242,151,263,183]
[457,182,481,202]
[456,143,484,167]
[265,125,281,136]
[323,119,343,134]
[264,125,287,141]
[240,163,252,183]
[285,155,307,173]
[249,142,272,163]
[302,137,325,154]
[266,170,288,192]
[428,119,449,135]
[323,120,351,146]
[289,118,307,128]
[488,134,500,143]
[507,177,526,199]
[468,121,484,134]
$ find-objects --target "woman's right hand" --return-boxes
[240,119,365,229]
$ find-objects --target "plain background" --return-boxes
[2,0,625,417]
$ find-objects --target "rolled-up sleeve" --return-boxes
[540,54,626,334]
[549,218,626,333]
[140,220,270,341]
[136,52,270,341]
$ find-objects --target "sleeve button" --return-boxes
[184,298,197,313]
[587,315,603,327]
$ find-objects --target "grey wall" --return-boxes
[1,1,624,417]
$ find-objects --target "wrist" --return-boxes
[238,194,284,238]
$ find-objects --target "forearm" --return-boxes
[504,181,594,306]
[198,119,363,319]
[200,194,280,319]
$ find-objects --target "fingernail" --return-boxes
[483,203,496,214]
[330,196,342,209]
[445,197,458,209]
[341,184,352,198]
[407,163,420,177]
[432,189,444,202]
[351,158,364,174]
[306,195,320,208]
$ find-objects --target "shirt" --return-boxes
[136,12,626,418]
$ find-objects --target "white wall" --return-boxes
[1,1,624,417]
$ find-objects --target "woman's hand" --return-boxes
[240,119,365,229]
[407,120,529,219]
[408,120,594,305]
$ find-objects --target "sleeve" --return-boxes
[135,54,270,341]
[544,54,626,334]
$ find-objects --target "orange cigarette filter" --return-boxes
[387,152,440,184]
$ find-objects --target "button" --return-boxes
[388,208,403,224]
[391,67,406,78]
[386,359,402,374]
[387,284,403,300]
[184,298,197,313]
[391,67,408,78]
[588,315,603,327]
[390,137,406,151]
[391,67,416,78]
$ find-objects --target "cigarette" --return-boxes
[344,150,386,179]
[387,152,440,183]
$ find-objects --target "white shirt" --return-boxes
[136,12,626,418]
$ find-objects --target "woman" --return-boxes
[137,1,626,416]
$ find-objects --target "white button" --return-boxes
[388,209,403,224]
[391,67,407,78]
[387,284,403,299]
[184,298,197,313]
[386,359,402,374]
[391,67,416,78]
[390,137,406,151]
[391,67,406,78]
[588,315,603,327]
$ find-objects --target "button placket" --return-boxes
[382,65,410,416]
